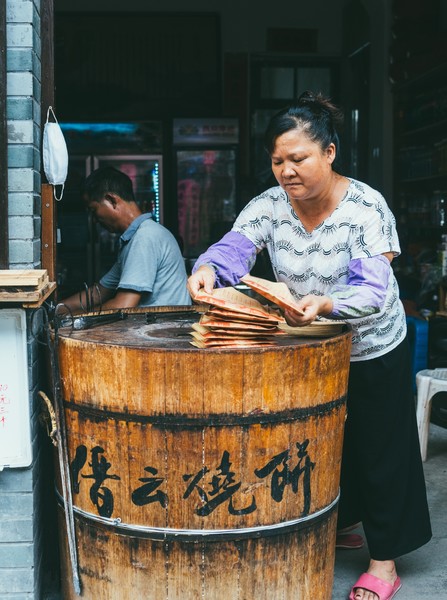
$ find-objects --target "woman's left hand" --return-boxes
[284,294,333,326]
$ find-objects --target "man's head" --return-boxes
[82,167,140,233]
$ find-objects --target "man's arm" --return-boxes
[59,283,116,314]
[100,288,141,310]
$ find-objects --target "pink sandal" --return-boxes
[349,573,402,600]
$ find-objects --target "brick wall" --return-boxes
[0,2,54,599]
[0,468,35,598]
[6,0,41,269]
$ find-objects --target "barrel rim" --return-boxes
[57,328,352,353]
[56,488,340,542]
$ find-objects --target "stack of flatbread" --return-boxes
[240,274,305,314]
[191,287,286,348]
[192,276,345,348]
[241,274,345,337]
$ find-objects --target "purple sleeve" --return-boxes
[192,231,258,287]
[328,255,391,319]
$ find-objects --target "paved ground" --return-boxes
[332,423,447,599]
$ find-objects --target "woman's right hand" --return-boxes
[284,294,333,326]
[187,265,216,299]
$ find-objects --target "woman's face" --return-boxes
[270,128,336,203]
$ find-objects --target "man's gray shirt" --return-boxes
[100,214,191,306]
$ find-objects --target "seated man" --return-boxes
[61,166,191,312]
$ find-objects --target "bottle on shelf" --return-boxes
[431,190,446,227]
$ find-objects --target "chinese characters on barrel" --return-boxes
[132,466,168,508]
[254,440,315,517]
[70,441,315,520]
[183,450,257,516]
[71,445,121,518]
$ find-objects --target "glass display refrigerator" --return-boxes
[56,154,92,298]
[57,122,164,299]
[172,118,239,267]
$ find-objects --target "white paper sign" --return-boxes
[0,309,32,469]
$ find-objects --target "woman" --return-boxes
[187,91,432,600]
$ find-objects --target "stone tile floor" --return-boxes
[332,423,447,599]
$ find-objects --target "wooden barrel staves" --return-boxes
[54,307,351,599]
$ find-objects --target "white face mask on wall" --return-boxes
[42,106,69,201]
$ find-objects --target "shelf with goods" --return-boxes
[393,63,447,292]
[392,61,447,321]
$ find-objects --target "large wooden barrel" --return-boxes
[54,307,351,599]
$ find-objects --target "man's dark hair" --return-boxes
[82,167,135,203]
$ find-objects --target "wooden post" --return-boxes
[41,184,56,285]
[41,1,55,289]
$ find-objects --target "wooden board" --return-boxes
[0,269,48,287]
[22,281,57,307]
[0,281,56,305]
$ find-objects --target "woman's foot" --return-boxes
[336,523,364,549]
[352,560,399,600]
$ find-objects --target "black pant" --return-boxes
[337,337,432,560]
